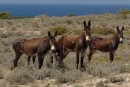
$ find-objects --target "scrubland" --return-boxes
[0,13,130,87]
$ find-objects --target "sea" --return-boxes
[0,4,130,17]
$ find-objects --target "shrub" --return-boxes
[0,32,8,38]
[107,75,125,83]
[119,10,130,14]
[119,10,130,19]
[86,62,126,77]
[86,62,110,77]
[9,85,20,87]
[0,12,13,19]
[35,69,54,80]
[120,13,127,19]
[55,70,81,83]
[96,81,108,87]
[14,31,23,37]
[74,85,84,87]
[64,20,73,24]
[32,22,39,28]
[49,26,69,35]
[67,14,77,17]
[0,69,4,79]
[30,84,40,87]
[6,69,35,85]
[51,21,57,26]
[92,27,114,35]
[71,29,82,35]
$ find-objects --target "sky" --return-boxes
[0,0,130,5]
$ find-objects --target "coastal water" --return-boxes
[0,4,130,17]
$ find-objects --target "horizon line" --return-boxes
[0,3,130,5]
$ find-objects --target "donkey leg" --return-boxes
[38,55,42,69]
[76,52,79,69]
[38,54,45,69]
[12,52,22,70]
[88,50,94,63]
[32,56,36,64]
[80,51,85,70]
[27,56,31,65]
[109,51,114,62]
[50,54,53,64]
[57,51,68,68]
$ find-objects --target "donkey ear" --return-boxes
[116,26,119,32]
[121,26,124,31]
[83,20,86,27]
[48,31,51,37]
[88,20,91,27]
[55,30,58,37]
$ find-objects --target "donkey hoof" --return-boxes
[80,68,85,72]
[11,67,14,71]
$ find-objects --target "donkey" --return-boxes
[88,26,124,62]
[12,31,58,70]
[55,20,91,70]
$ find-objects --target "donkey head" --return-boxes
[116,26,124,43]
[48,31,58,52]
[83,20,91,42]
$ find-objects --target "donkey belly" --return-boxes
[97,46,110,52]
[23,47,37,57]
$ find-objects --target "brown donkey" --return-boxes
[55,20,91,70]
[12,31,58,70]
[88,26,124,62]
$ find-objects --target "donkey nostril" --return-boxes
[120,41,123,44]
[52,50,55,53]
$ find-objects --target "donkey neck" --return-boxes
[78,33,88,48]
[43,38,51,49]
[111,34,120,50]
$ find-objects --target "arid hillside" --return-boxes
[0,14,130,87]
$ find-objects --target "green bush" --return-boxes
[64,20,73,24]
[119,10,130,19]
[92,27,114,35]
[119,10,130,14]
[71,29,82,35]
[68,27,115,35]
[49,26,69,35]
[67,14,77,17]
[0,12,13,19]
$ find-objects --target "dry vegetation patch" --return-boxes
[0,13,129,87]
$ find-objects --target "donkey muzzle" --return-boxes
[51,45,56,52]
[120,41,123,44]
[119,38,123,44]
